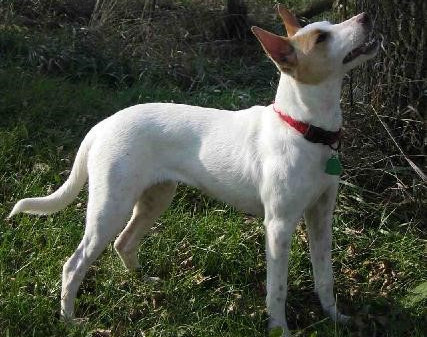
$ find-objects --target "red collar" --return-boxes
[273,104,341,148]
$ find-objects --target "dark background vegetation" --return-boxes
[0,0,425,336]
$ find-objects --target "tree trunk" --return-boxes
[354,0,425,157]
[297,0,334,20]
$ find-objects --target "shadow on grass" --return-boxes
[286,287,426,336]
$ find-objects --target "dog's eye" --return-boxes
[316,32,329,44]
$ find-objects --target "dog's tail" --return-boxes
[8,130,95,218]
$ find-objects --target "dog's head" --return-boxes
[252,5,379,84]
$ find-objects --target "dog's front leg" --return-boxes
[264,213,299,337]
[304,183,350,324]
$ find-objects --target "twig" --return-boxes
[371,106,426,183]
[294,317,330,336]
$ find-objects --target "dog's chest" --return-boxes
[259,133,338,210]
[290,149,337,204]
[191,141,335,217]
[197,153,334,217]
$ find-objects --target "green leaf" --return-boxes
[269,327,284,337]
[403,281,427,307]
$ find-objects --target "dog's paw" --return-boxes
[323,304,351,324]
[328,308,351,324]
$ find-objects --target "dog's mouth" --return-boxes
[343,34,379,64]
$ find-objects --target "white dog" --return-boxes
[10,6,378,336]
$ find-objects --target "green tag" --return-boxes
[325,155,342,175]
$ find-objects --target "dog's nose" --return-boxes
[356,12,372,28]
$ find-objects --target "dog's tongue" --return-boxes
[343,37,378,63]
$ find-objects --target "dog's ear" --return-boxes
[276,4,301,37]
[252,26,297,71]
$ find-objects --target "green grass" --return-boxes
[0,65,425,337]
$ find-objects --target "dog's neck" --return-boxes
[274,73,343,131]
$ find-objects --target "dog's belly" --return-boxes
[191,177,264,216]
[159,157,264,216]
[164,138,264,215]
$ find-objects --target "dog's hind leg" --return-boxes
[61,190,136,320]
[304,183,350,324]
[114,181,177,272]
